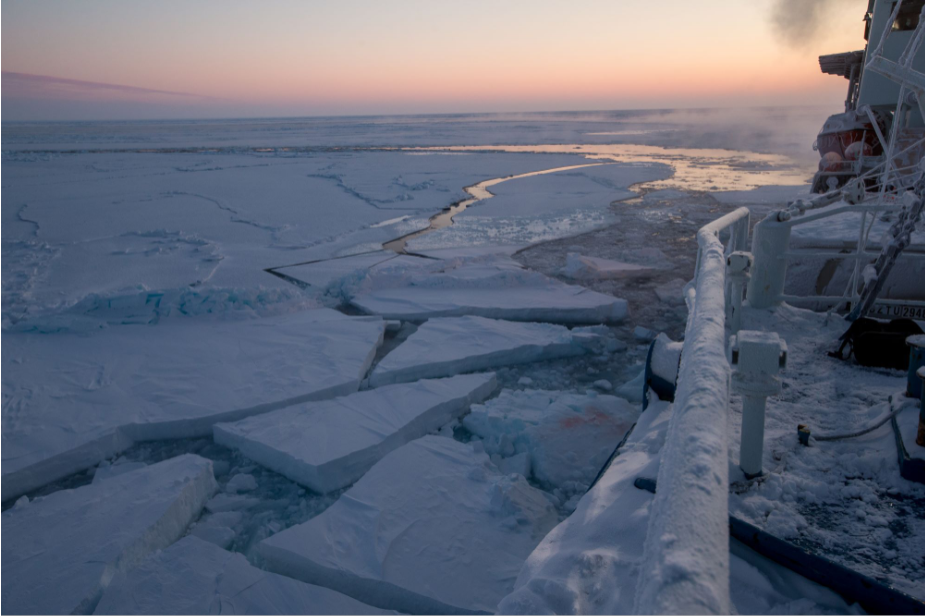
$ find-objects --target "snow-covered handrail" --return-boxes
[634,210,743,614]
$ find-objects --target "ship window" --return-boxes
[892,0,924,31]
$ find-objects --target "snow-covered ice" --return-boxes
[259,435,559,614]
[561,253,653,280]
[1,309,384,500]
[2,150,596,323]
[462,389,639,492]
[214,373,498,493]
[95,536,393,615]
[406,162,672,250]
[1,455,216,615]
[654,278,688,305]
[272,251,432,289]
[368,316,588,387]
[351,277,628,324]
[348,255,628,324]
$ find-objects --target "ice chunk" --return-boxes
[276,252,433,289]
[95,536,393,615]
[616,369,645,403]
[92,460,147,484]
[205,493,260,513]
[463,389,638,490]
[498,451,532,477]
[368,316,586,387]
[352,285,627,324]
[1,455,216,615]
[2,309,384,500]
[561,253,652,280]
[349,258,627,324]
[225,473,258,493]
[654,278,688,305]
[215,373,498,493]
[258,436,558,614]
[188,524,236,549]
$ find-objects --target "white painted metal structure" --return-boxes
[748,0,925,314]
[640,3,925,613]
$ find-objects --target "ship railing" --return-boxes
[748,138,925,314]
[636,206,748,614]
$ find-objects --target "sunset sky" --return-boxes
[2,0,868,120]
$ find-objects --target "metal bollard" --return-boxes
[729,331,788,479]
[726,251,753,335]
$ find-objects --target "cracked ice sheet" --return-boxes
[462,389,639,492]
[1,150,587,321]
[1,309,384,500]
[259,435,560,615]
[349,256,628,324]
[497,401,855,615]
[214,373,498,493]
[95,536,393,615]
[406,162,671,250]
[272,251,432,289]
[368,315,589,387]
[1,454,216,615]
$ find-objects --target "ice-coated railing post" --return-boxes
[635,210,749,616]
[729,331,787,479]
[747,213,791,309]
[726,251,752,335]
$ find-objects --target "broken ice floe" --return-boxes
[348,256,627,324]
[259,435,559,615]
[214,373,497,493]
[368,315,589,387]
[272,251,431,289]
[561,252,652,280]
[463,389,639,492]
[1,309,384,500]
[1,455,216,615]
[95,536,392,615]
[654,278,689,306]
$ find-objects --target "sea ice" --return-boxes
[272,251,432,289]
[225,473,258,493]
[368,315,588,387]
[654,278,688,305]
[407,162,672,250]
[214,373,498,493]
[259,436,559,614]
[348,256,627,324]
[1,455,216,615]
[94,536,393,615]
[1,150,591,319]
[462,389,638,490]
[561,253,652,280]
[1,309,384,500]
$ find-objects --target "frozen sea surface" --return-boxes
[3,110,851,614]
[2,309,384,499]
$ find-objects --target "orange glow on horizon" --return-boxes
[2,0,869,118]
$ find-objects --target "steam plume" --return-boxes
[770,0,858,48]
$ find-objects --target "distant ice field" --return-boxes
[2,109,818,327]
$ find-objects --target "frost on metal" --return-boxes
[634,227,732,615]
